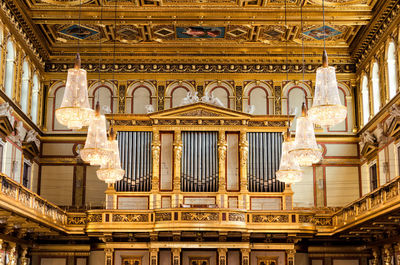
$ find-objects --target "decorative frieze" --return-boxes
[46,63,356,74]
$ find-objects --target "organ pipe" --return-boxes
[247,132,283,192]
[117,132,153,192]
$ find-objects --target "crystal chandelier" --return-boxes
[289,103,322,166]
[55,54,93,130]
[307,51,347,126]
[80,102,111,166]
[276,129,302,183]
[96,128,125,184]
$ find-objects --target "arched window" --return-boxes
[31,73,39,124]
[372,62,380,115]
[126,81,156,114]
[387,41,398,99]
[20,60,30,113]
[4,40,15,98]
[171,86,189,108]
[204,81,235,109]
[88,82,117,114]
[362,75,370,126]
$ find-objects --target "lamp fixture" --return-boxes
[307,0,347,127]
[55,53,92,130]
[276,128,302,183]
[289,103,322,167]
[80,102,112,166]
[96,128,125,184]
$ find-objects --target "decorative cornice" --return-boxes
[353,0,400,66]
[45,63,356,74]
[0,0,46,65]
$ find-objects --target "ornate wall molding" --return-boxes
[45,63,356,74]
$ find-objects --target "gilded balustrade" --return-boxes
[2,173,400,236]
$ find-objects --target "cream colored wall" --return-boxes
[292,167,314,208]
[42,143,75,156]
[31,161,39,193]
[40,165,73,206]
[360,163,370,195]
[227,251,240,265]
[89,251,105,265]
[332,259,359,265]
[325,166,359,207]
[40,258,67,265]
[114,250,149,265]
[159,250,171,265]
[389,142,397,180]
[85,166,107,207]
[182,251,217,265]
[295,253,309,265]
[378,149,386,186]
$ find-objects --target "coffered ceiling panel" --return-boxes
[2,0,388,64]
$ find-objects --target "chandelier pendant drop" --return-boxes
[80,102,112,166]
[307,51,347,127]
[55,53,93,130]
[96,127,125,184]
[276,128,302,184]
[289,103,322,167]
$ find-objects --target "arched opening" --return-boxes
[4,40,15,98]
[362,75,370,126]
[31,74,39,124]
[387,41,398,99]
[372,62,380,115]
[20,60,30,113]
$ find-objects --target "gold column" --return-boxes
[240,249,250,265]
[105,248,113,265]
[150,248,159,265]
[286,249,295,265]
[0,240,4,265]
[7,243,17,265]
[151,130,161,193]
[383,244,392,265]
[218,131,227,192]
[371,248,380,265]
[173,131,182,192]
[21,247,29,265]
[239,131,248,193]
[172,248,181,265]
[218,248,227,265]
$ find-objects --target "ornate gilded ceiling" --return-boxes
[2,0,392,65]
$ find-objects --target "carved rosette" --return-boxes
[152,131,161,191]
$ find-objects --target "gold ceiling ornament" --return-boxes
[96,127,125,184]
[276,128,302,184]
[55,53,93,130]
[307,50,347,127]
[80,102,112,166]
[289,103,322,167]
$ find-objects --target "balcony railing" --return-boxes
[0,173,68,231]
[1,174,400,235]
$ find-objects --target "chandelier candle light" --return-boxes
[80,102,112,166]
[55,53,93,130]
[307,51,347,127]
[289,103,322,167]
[276,128,302,183]
[96,127,125,184]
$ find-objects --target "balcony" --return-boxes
[1,173,400,237]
